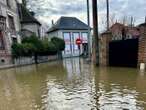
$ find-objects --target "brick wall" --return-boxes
[138,26,146,67]
[99,31,112,66]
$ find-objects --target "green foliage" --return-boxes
[47,41,57,55]
[22,43,35,56]
[51,37,65,51]
[22,34,44,54]
[11,35,65,58]
[11,43,24,58]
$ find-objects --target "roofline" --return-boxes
[21,21,41,26]
[47,28,90,34]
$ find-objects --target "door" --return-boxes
[63,33,72,56]
[109,38,139,67]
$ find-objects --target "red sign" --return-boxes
[76,38,82,45]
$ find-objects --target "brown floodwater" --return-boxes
[0,58,146,110]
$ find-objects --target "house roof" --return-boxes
[138,23,146,27]
[110,23,125,30]
[101,22,140,37]
[18,4,41,25]
[47,16,90,33]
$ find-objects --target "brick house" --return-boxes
[109,23,140,40]
[99,22,141,67]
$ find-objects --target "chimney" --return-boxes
[52,20,54,26]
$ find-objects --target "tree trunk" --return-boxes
[34,53,38,64]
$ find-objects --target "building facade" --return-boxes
[99,22,146,68]
[0,0,21,65]
[18,4,42,38]
[47,17,90,58]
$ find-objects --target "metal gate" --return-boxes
[109,38,139,67]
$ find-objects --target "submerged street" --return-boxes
[0,58,146,110]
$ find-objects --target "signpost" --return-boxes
[76,38,82,56]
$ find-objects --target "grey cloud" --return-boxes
[27,0,146,29]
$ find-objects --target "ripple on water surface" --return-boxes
[0,58,146,110]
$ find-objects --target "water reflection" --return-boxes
[0,58,145,110]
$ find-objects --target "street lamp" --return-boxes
[92,0,99,65]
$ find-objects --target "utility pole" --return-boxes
[106,0,110,30]
[92,0,99,65]
[87,0,91,59]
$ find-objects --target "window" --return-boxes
[6,0,11,8]
[0,31,5,49]
[8,15,15,31]
[12,37,17,44]
[72,33,80,54]
[0,16,6,30]
[63,33,71,54]
[81,33,88,43]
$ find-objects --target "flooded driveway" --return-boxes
[0,58,146,110]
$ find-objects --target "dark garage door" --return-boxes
[109,38,139,67]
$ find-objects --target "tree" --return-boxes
[11,35,65,64]
[11,43,24,58]
[22,34,44,64]
[51,37,65,59]
[51,37,65,51]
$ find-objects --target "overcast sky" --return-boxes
[27,0,146,31]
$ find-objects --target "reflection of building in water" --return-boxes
[63,58,82,79]
[41,58,96,110]
[136,71,146,104]
[93,68,146,110]
[0,69,37,110]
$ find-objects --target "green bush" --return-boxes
[47,41,57,55]
[51,37,65,51]
[12,43,24,58]
[22,43,35,56]
[11,35,65,62]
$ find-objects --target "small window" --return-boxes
[8,15,15,31]
[0,31,5,49]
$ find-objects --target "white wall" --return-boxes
[47,30,60,41]
[47,30,91,58]
[21,23,41,37]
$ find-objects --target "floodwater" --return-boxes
[0,58,146,110]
